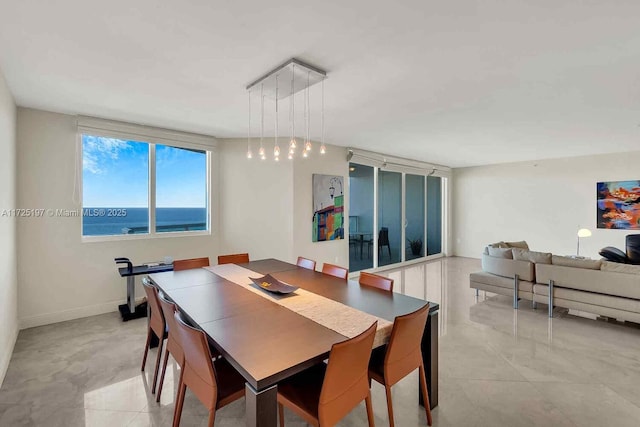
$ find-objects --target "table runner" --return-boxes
[205,264,393,348]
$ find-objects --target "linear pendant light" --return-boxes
[246,58,327,161]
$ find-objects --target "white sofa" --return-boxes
[470,241,640,323]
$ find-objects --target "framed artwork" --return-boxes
[597,180,640,229]
[312,174,344,241]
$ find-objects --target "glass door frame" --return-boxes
[347,151,451,275]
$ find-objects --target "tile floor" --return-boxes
[1,257,640,426]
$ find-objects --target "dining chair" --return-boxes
[359,271,394,293]
[277,322,377,427]
[172,311,246,427]
[217,253,250,265]
[141,280,167,395]
[296,256,316,271]
[321,263,348,280]
[378,227,392,258]
[173,257,210,271]
[155,293,184,403]
[368,304,432,426]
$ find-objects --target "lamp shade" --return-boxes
[577,228,592,238]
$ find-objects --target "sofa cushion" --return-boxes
[535,263,640,300]
[552,255,602,270]
[601,261,640,275]
[488,247,513,259]
[488,241,510,249]
[481,254,535,281]
[505,241,530,250]
[599,246,628,263]
[512,248,552,264]
[470,271,534,292]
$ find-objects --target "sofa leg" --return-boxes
[513,275,519,309]
[532,300,537,310]
[548,279,554,318]
[475,288,479,297]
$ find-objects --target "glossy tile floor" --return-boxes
[2,257,640,426]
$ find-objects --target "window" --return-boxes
[81,134,210,238]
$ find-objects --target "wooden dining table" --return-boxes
[147,258,439,427]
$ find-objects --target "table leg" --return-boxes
[419,309,438,409]
[127,276,136,313]
[245,383,277,427]
[360,235,364,260]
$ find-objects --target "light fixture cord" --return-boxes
[275,74,279,154]
[321,78,325,146]
[247,89,251,155]
[291,64,295,144]
[260,83,264,152]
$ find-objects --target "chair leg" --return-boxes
[207,409,216,427]
[419,363,433,426]
[156,347,171,402]
[387,244,391,258]
[141,329,152,371]
[365,392,375,427]
[151,338,164,394]
[173,382,186,427]
[384,384,394,427]
[278,402,285,427]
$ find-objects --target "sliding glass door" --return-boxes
[348,162,446,273]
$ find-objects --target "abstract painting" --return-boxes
[312,174,344,241]
[597,180,640,229]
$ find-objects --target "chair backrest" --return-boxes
[158,293,184,365]
[142,280,165,336]
[173,257,210,271]
[296,256,316,271]
[359,271,394,293]
[173,312,216,389]
[319,322,377,426]
[379,227,389,245]
[217,253,250,265]
[322,263,348,280]
[384,303,430,385]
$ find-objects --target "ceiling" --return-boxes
[1,0,639,167]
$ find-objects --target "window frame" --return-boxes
[77,117,216,243]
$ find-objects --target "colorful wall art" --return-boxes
[312,174,344,241]
[597,180,640,229]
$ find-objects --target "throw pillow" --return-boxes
[487,247,513,259]
[601,260,640,275]
[488,242,509,249]
[512,248,552,264]
[552,255,602,270]
[599,247,628,264]
[505,241,530,250]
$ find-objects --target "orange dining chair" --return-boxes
[296,256,316,271]
[321,263,348,280]
[155,294,184,403]
[277,322,377,427]
[359,271,394,293]
[173,257,210,271]
[172,311,246,427]
[368,304,432,426]
[141,280,167,394]
[217,253,250,265]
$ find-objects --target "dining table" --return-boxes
[147,258,439,427]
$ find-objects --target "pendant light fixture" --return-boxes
[246,59,327,161]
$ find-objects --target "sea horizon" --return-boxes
[82,207,207,236]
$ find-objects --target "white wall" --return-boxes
[0,68,18,386]
[217,139,294,262]
[16,109,220,328]
[453,152,640,259]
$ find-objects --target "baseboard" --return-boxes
[18,300,125,330]
[0,324,19,388]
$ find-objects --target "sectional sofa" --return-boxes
[469,241,640,323]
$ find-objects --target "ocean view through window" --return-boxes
[82,134,209,237]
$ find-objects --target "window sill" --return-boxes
[81,229,211,243]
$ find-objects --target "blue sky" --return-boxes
[82,135,206,208]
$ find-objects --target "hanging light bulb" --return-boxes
[274,145,280,157]
[320,78,326,155]
[289,64,297,151]
[288,152,293,160]
[259,83,265,160]
[247,89,253,159]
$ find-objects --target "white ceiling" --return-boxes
[1,0,639,167]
